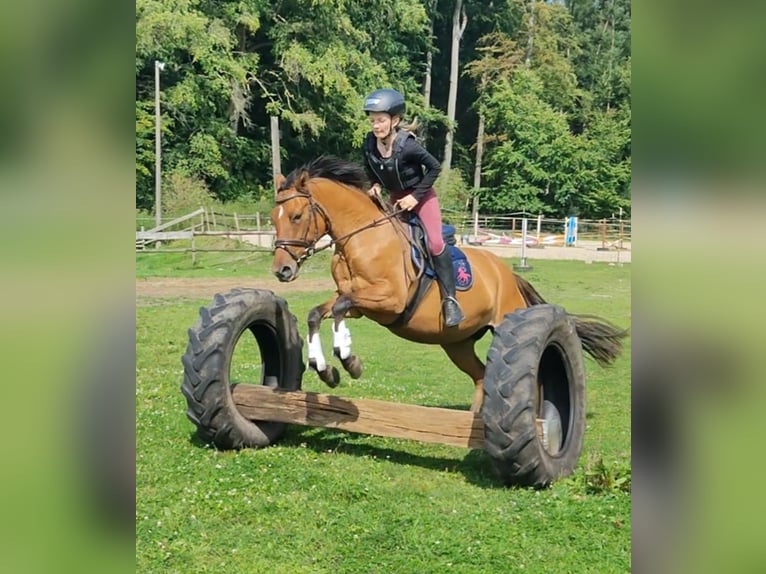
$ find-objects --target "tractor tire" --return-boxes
[482,304,586,487]
[181,289,305,449]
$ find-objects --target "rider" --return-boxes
[361,88,465,327]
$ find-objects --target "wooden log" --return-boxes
[232,385,485,449]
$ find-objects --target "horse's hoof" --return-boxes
[319,366,341,388]
[342,355,363,379]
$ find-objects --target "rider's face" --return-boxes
[369,112,399,139]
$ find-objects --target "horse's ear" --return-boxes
[295,170,309,192]
[274,173,285,191]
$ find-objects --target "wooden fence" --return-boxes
[136,208,631,260]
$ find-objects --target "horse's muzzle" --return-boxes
[273,263,297,282]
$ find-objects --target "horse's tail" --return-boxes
[515,273,628,367]
[515,273,548,306]
[569,313,628,367]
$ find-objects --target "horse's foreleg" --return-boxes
[307,299,341,388]
[441,340,487,413]
[330,298,365,379]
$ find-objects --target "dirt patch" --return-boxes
[137,241,630,301]
[136,276,336,300]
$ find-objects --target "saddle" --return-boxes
[390,216,474,327]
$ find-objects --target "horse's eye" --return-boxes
[290,212,302,223]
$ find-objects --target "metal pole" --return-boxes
[154,61,165,229]
[513,218,533,271]
[520,218,528,266]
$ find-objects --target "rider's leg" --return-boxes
[414,190,465,327]
[432,248,465,327]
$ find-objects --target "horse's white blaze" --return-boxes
[277,206,284,218]
[307,333,327,372]
[332,320,352,360]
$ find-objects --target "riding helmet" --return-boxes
[363,89,406,117]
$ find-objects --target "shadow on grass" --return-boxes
[186,404,533,490]
[188,432,212,449]
[280,425,507,489]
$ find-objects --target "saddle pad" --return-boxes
[411,243,474,291]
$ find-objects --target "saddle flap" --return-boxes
[406,218,473,291]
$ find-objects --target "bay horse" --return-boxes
[270,156,625,412]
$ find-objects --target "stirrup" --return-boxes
[442,296,465,327]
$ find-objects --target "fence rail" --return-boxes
[137,208,631,261]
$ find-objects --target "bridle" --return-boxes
[273,188,407,267]
[273,189,330,266]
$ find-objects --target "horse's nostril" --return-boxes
[273,265,294,281]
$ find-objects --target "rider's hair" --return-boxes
[398,117,419,135]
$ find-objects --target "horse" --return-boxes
[270,156,625,412]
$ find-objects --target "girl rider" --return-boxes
[362,88,465,328]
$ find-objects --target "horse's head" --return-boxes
[270,171,331,282]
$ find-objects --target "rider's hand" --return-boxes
[395,194,418,211]
[367,183,382,198]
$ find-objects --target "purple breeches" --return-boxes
[392,188,445,256]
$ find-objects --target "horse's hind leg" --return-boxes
[441,339,486,413]
[307,299,341,388]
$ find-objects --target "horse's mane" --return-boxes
[279,155,370,193]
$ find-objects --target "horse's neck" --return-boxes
[312,180,408,274]
[312,181,393,242]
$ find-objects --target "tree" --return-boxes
[465,32,523,218]
[442,0,468,172]
[570,0,631,107]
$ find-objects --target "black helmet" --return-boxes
[363,89,406,117]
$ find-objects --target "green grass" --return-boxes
[136,239,333,279]
[136,260,631,573]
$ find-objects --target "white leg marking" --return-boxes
[332,320,352,360]
[307,333,327,372]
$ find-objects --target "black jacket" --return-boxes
[363,131,441,201]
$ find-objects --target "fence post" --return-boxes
[256,213,261,232]
[619,220,624,250]
[191,234,197,265]
[536,214,542,241]
[234,213,240,233]
[513,218,533,271]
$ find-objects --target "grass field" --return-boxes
[136,258,631,573]
[136,240,329,280]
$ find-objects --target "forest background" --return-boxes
[136,0,630,220]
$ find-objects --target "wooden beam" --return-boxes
[232,385,485,450]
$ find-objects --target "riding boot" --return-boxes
[432,249,465,327]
